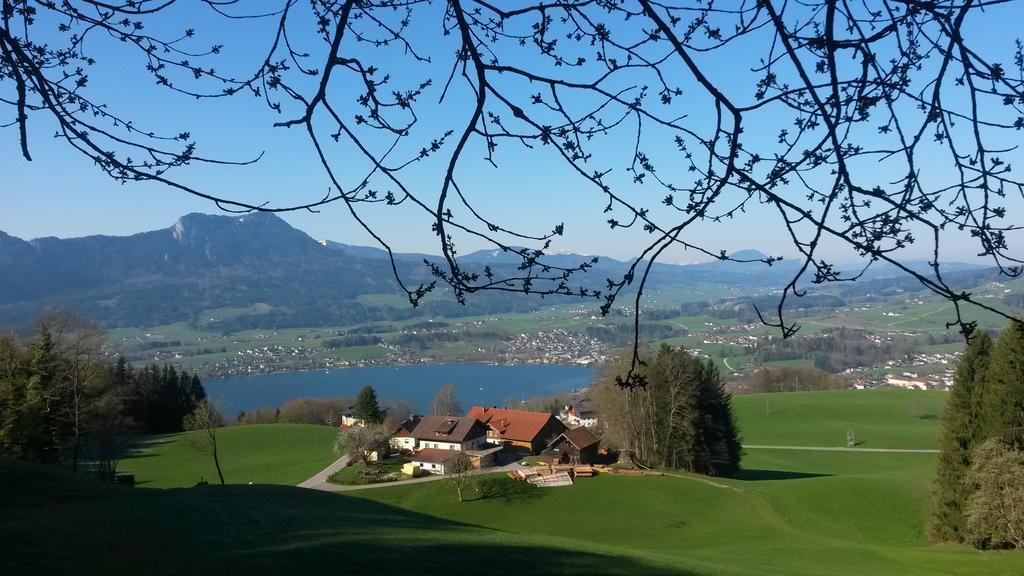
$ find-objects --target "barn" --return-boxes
[547,427,600,464]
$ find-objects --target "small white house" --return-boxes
[410,448,462,475]
[341,414,366,428]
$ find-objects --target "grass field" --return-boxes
[119,424,338,488]
[354,450,1024,575]
[5,389,1024,575]
[732,389,945,449]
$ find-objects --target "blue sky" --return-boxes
[1,1,1022,266]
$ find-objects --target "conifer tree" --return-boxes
[354,385,383,424]
[22,326,58,462]
[695,360,742,476]
[931,331,994,542]
[983,322,1024,449]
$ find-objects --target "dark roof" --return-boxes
[571,401,598,417]
[466,406,566,443]
[409,416,487,443]
[410,448,463,465]
[392,415,422,437]
[551,426,600,450]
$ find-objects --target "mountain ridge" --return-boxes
[0,213,996,330]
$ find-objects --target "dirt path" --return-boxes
[743,444,937,453]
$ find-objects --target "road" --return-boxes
[297,454,352,489]
[743,444,938,454]
[888,304,952,328]
[298,455,525,492]
[298,444,937,492]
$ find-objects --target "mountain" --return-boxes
[320,240,440,263]
[0,214,998,330]
[0,213,416,328]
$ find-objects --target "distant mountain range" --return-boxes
[0,213,994,330]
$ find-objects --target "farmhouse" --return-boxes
[339,414,365,428]
[466,406,568,454]
[409,415,489,451]
[560,401,599,428]
[547,427,600,464]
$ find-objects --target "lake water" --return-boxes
[205,364,598,415]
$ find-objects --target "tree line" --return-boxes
[0,311,206,478]
[754,327,917,373]
[932,323,1024,549]
[595,345,741,477]
[730,366,845,394]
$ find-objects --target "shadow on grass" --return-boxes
[3,459,696,576]
[732,469,831,481]
[473,476,544,504]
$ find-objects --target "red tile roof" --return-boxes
[465,406,564,443]
[410,447,463,465]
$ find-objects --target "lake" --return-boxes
[205,363,598,416]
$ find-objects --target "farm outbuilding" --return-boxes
[410,448,462,475]
[547,427,600,465]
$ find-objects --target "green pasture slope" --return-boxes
[5,390,1024,575]
[119,424,338,488]
[732,388,946,449]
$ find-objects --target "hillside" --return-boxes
[0,213,551,329]
[0,213,997,332]
[5,390,1024,575]
[120,424,339,488]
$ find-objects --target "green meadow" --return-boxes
[5,389,1024,575]
[732,389,946,449]
[119,424,338,488]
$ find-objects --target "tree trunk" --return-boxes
[212,441,225,485]
[72,437,80,472]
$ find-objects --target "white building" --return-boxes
[560,402,599,428]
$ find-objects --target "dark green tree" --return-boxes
[113,356,130,389]
[931,331,994,542]
[21,325,59,462]
[354,385,383,425]
[983,322,1024,449]
[694,360,742,477]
